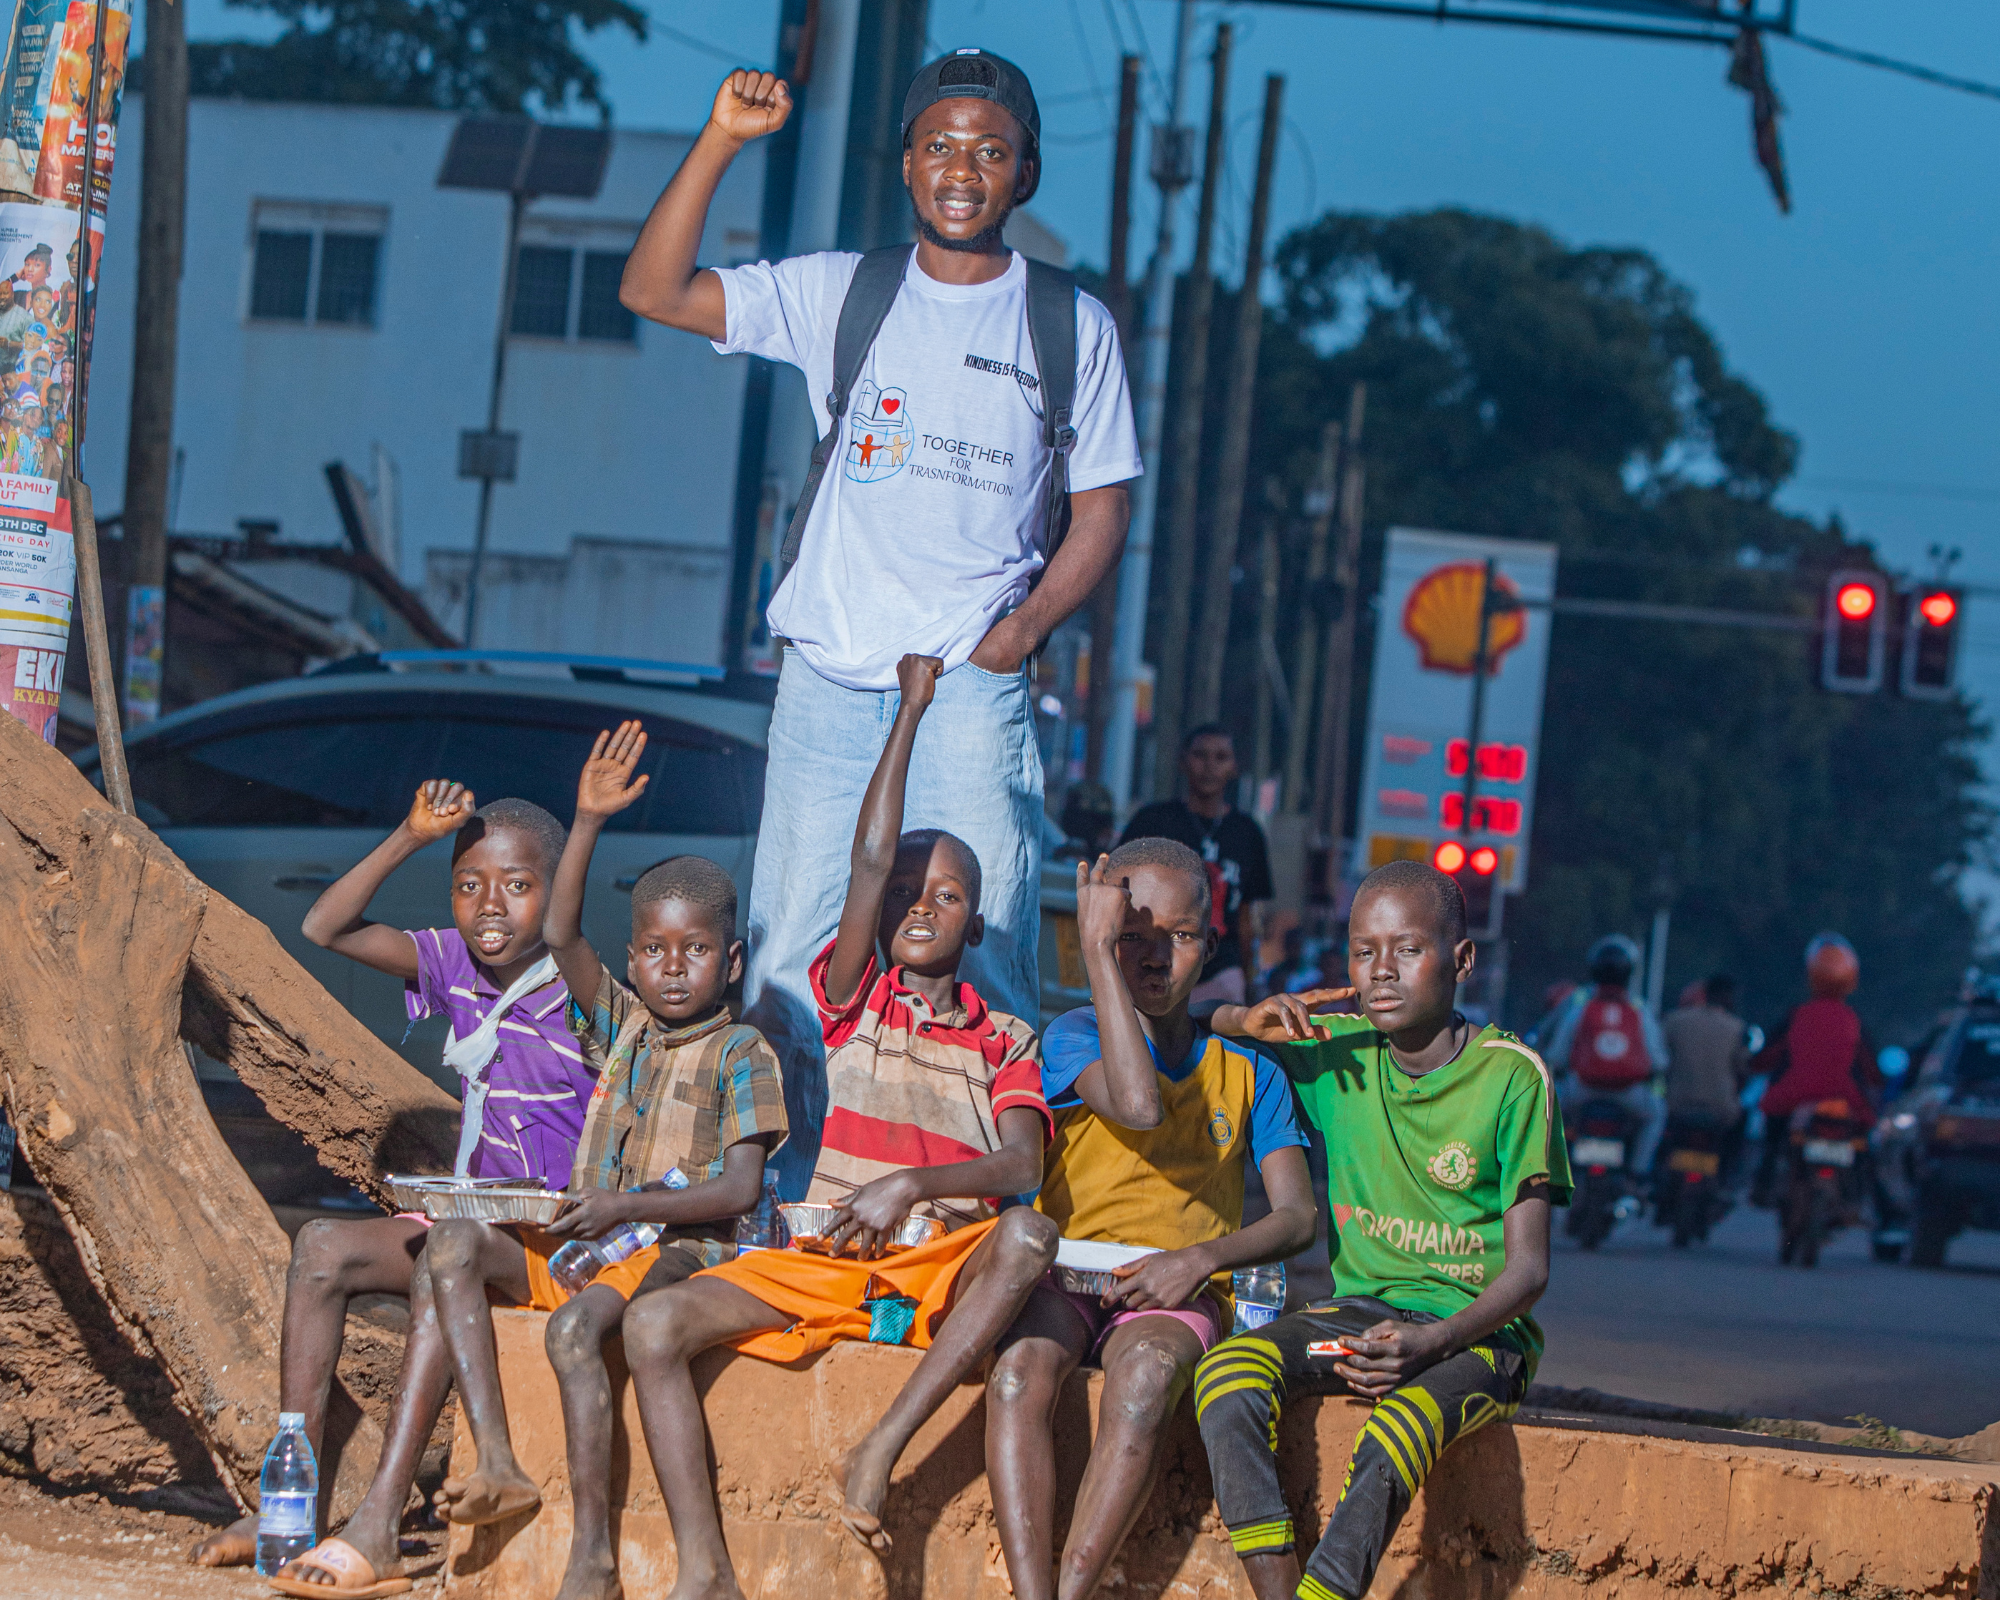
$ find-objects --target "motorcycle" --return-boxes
[1779,1099,1867,1267]
[1654,1111,1729,1248]
[1567,1096,1639,1250]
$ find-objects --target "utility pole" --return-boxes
[1086,53,1141,784]
[1103,0,1198,813]
[1151,22,1231,788]
[1282,418,1342,813]
[461,189,525,648]
[1251,492,1284,795]
[1188,72,1284,728]
[119,0,187,725]
[1312,382,1367,896]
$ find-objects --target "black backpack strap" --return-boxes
[1023,258,1080,563]
[777,245,912,574]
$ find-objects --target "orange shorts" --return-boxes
[506,1227,667,1314]
[695,1216,997,1363]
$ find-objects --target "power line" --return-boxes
[652,21,762,70]
[1786,30,2000,103]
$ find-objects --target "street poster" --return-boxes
[1354,528,1559,894]
[0,0,127,741]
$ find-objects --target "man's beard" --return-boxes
[909,187,1013,253]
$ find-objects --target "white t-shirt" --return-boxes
[713,249,1141,692]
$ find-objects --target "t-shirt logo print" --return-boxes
[845,380,914,484]
[1208,1108,1235,1148]
[1428,1139,1477,1191]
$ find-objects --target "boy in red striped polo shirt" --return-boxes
[622,652,1060,1588]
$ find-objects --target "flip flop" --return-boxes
[267,1536,413,1598]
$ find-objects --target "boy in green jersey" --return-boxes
[1194,858,1571,1600]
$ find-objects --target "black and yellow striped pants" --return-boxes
[1193,1296,1527,1600]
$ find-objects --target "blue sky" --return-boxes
[164,0,2000,893]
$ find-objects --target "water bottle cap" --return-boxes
[278,1412,306,1429]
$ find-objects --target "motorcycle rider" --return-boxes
[1547,935,1669,1179]
[1661,974,1753,1196]
[1750,933,1882,1205]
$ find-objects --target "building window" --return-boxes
[315,232,380,325]
[509,246,573,338]
[249,230,312,320]
[508,241,637,345]
[578,251,636,342]
[247,202,388,328]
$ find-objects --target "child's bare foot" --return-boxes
[663,1564,748,1600]
[830,1437,897,1554]
[435,1464,542,1526]
[186,1512,258,1566]
[553,1549,625,1600]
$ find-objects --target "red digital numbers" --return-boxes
[1445,740,1528,783]
[1439,794,1523,835]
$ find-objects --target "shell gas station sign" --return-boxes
[1356,528,1557,898]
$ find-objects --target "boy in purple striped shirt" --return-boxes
[193,781,588,1575]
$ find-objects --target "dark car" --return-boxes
[1871,991,2000,1267]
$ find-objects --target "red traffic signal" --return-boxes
[1433,840,1467,874]
[1835,582,1877,620]
[1820,571,1886,693]
[1469,846,1499,876]
[1900,587,1962,700]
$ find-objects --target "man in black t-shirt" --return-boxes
[1119,725,1274,1003]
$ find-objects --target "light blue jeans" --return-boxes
[744,649,1044,1195]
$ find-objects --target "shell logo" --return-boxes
[1402,561,1526,675]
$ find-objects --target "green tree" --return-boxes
[1170,207,1985,1038]
[183,0,647,117]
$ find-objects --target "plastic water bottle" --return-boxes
[547,1169,685,1295]
[1232,1264,1286,1334]
[254,1412,318,1576]
[735,1170,786,1251]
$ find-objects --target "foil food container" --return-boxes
[778,1203,945,1255]
[385,1174,565,1226]
[1052,1239,1158,1299]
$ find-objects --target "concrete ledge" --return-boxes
[445,1309,1997,1600]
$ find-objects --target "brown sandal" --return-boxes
[267,1536,414,1597]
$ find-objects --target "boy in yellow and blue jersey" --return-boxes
[984,837,1318,1600]
[1197,858,1570,1600]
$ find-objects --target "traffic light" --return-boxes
[1820,571,1886,693]
[1432,839,1500,935]
[1899,587,1961,700]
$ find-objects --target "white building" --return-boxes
[85,96,768,663]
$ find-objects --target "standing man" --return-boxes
[1122,725,1274,1007]
[620,55,1139,1187]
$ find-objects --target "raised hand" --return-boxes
[895,652,944,717]
[1074,853,1132,954]
[405,779,475,845]
[576,721,650,822]
[709,70,792,144]
[1227,987,1357,1045]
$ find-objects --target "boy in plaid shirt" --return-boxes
[428,722,786,1600]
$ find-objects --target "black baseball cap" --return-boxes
[901,48,1041,154]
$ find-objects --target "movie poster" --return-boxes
[0,0,129,211]
[0,198,99,740]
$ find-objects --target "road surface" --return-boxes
[1533,1197,2000,1438]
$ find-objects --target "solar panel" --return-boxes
[437,117,534,192]
[521,126,612,199]
[436,117,611,198]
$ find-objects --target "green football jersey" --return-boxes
[1274,1014,1572,1369]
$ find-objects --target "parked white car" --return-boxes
[74,658,770,1090]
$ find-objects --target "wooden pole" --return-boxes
[1188,72,1283,728]
[1313,382,1368,898]
[1251,507,1282,792]
[1149,22,1230,789]
[119,0,187,724]
[1085,53,1140,784]
[67,479,130,812]
[1281,419,1342,814]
